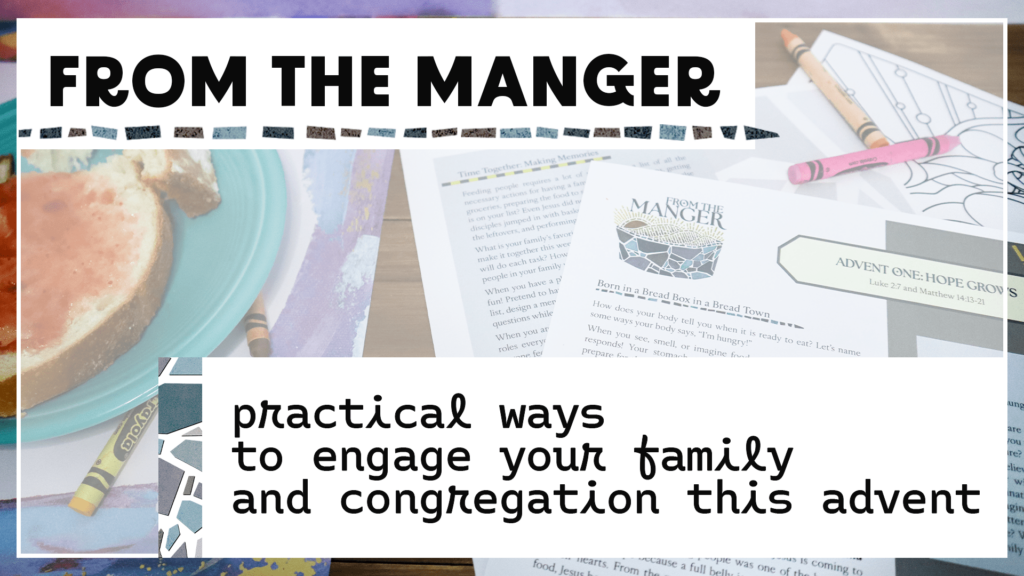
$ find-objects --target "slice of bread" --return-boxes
[123,150,221,217]
[19,154,173,412]
[21,149,94,173]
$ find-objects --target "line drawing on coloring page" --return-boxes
[788,31,1022,231]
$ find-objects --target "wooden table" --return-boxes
[350,23,1022,576]
[331,559,475,576]
[756,22,1007,98]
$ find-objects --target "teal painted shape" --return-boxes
[158,439,164,454]
[158,384,203,434]
[177,500,203,533]
[0,99,15,158]
[744,125,779,140]
[660,124,687,141]
[92,126,118,140]
[536,127,558,139]
[166,524,180,550]
[169,357,202,375]
[212,126,247,139]
[171,440,202,471]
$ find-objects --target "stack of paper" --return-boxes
[402,29,1021,576]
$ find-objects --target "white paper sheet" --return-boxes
[785,31,1022,573]
[786,30,1022,231]
[481,558,895,576]
[541,162,1006,359]
[403,85,934,357]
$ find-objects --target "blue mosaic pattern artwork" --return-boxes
[659,124,687,141]
[125,126,160,140]
[158,358,205,558]
[177,501,202,533]
[16,123,763,145]
[263,126,294,139]
[158,384,202,434]
[536,127,558,139]
[625,126,652,139]
[614,208,724,280]
[171,440,202,472]
[165,525,180,551]
[212,126,247,139]
[744,126,779,140]
[500,127,531,138]
[169,357,201,375]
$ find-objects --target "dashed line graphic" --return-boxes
[596,288,804,329]
[441,156,611,187]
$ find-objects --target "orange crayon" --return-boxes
[782,29,890,149]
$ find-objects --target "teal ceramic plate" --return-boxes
[0,147,286,443]
[0,99,14,158]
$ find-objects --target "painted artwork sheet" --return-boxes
[212,150,391,358]
[2,440,329,575]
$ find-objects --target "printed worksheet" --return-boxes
[787,30,1021,230]
[784,29,1024,572]
[481,558,895,576]
[403,85,956,357]
[542,162,1007,358]
[928,248,1024,576]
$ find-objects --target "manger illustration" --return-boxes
[614,207,725,280]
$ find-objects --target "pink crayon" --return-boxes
[788,135,961,185]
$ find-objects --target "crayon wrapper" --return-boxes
[69,397,159,516]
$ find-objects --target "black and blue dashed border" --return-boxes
[17,124,779,142]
